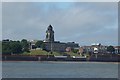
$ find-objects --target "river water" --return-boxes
[2,61,118,78]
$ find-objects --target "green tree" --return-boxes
[2,41,11,55]
[2,40,23,55]
[41,43,46,49]
[35,40,43,48]
[71,49,79,53]
[21,39,29,52]
[107,46,115,53]
[10,41,22,54]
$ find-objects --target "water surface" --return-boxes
[2,61,118,78]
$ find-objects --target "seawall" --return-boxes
[2,55,120,62]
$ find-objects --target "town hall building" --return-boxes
[30,25,79,52]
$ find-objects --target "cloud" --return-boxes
[2,2,118,45]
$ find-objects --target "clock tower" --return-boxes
[45,25,54,42]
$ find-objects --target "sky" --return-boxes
[2,2,118,46]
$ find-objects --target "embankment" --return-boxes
[2,54,120,62]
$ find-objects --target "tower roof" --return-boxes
[47,25,53,30]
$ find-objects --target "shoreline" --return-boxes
[2,54,120,62]
[2,60,120,64]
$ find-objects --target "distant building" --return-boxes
[79,43,108,54]
[30,25,79,52]
[29,40,39,49]
[66,47,72,52]
[44,25,79,52]
[114,46,120,54]
[91,43,107,53]
[80,46,93,54]
[45,25,54,42]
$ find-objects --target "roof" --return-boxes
[47,24,53,30]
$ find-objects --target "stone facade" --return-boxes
[29,25,79,52]
[45,25,54,42]
[44,41,66,52]
[43,25,79,52]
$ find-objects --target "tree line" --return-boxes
[2,39,45,55]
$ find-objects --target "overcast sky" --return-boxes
[2,2,118,46]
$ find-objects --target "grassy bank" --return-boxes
[22,49,80,56]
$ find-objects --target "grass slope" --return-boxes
[22,49,62,56]
[22,49,80,56]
